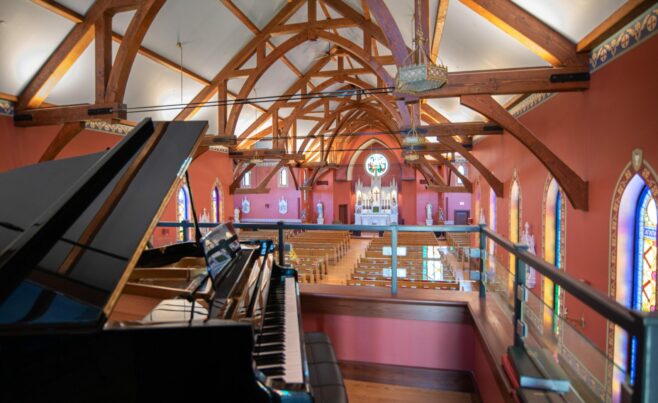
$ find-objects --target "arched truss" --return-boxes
[21,0,591,207]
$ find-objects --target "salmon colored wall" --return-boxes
[0,116,234,248]
[153,150,235,247]
[303,313,475,371]
[0,117,121,173]
[233,164,302,222]
[470,35,658,349]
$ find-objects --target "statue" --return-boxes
[241,197,250,214]
[234,208,240,223]
[425,203,433,226]
[278,197,288,214]
[199,208,210,235]
[316,202,324,224]
[520,222,537,288]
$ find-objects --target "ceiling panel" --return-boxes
[512,0,625,43]
[233,0,288,30]
[0,1,75,95]
[426,98,486,123]
[140,0,254,81]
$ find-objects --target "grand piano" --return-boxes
[0,119,346,402]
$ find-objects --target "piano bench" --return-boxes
[304,332,348,403]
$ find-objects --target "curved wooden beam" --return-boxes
[459,0,585,67]
[174,0,305,121]
[440,135,504,197]
[460,94,588,210]
[38,122,85,162]
[18,0,111,109]
[104,0,165,103]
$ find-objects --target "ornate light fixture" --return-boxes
[395,0,448,94]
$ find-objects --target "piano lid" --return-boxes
[0,119,207,332]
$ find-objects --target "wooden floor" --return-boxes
[345,379,476,403]
[321,238,371,285]
[340,361,479,403]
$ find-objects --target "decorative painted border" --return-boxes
[85,120,133,136]
[511,93,555,118]
[605,152,658,400]
[590,7,658,72]
[560,344,607,400]
[0,99,14,116]
[511,5,658,118]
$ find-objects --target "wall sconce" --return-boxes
[563,307,586,329]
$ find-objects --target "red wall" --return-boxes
[0,116,234,248]
[470,35,658,348]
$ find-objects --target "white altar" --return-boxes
[354,176,398,225]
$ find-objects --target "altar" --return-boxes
[354,176,398,225]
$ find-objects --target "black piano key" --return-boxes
[257,334,284,343]
[254,343,284,354]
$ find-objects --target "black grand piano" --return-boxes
[0,119,346,402]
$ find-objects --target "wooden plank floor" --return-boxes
[345,379,476,403]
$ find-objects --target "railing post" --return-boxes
[182,220,189,242]
[277,221,285,266]
[391,225,398,296]
[513,243,528,347]
[479,224,486,298]
[634,312,658,403]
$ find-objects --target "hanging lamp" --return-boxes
[396,0,448,94]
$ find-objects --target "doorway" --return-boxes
[454,210,470,225]
[339,204,348,224]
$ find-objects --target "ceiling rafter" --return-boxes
[29,0,267,113]
[219,0,316,90]
[174,0,306,121]
[461,94,588,210]
[430,0,449,62]
[458,0,586,67]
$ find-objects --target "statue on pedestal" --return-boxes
[279,197,288,214]
[316,202,324,224]
[234,208,240,223]
[241,197,250,214]
[200,208,210,235]
[425,203,433,226]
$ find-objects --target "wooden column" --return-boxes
[218,80,228,134]
[94,10,113,103]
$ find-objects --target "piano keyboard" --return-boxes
[254,276,304,385]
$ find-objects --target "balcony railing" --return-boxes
[155,220,658,403]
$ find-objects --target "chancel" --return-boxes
[1,1,657,402]
[355,156,399,225]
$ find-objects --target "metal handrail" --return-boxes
[154,219,657,402]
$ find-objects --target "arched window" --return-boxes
[542,178,566,335]
[456,165,466,185]
[279,169,288,187]
[609,160,658,399]
[177,185,190,241]
[509,178,521,304]
[212,186,220,223]
[242,171,251,187]
[627,187,657,381]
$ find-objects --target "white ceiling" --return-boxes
[0,0,624,138]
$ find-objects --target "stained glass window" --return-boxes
[212,187,220,223]
[177,186,189,241]
[554,191,562,335]
[456,165,465,185]
[279,169,288,186]
[365,153,388,177]
[242,171,251,187]
[635,187,656,312]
